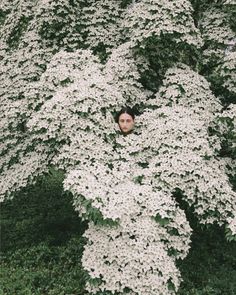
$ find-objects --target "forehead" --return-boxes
[119,113,134,121]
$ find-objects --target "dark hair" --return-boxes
[114,106,135,123]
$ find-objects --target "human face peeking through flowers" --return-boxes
[118,112,135,135]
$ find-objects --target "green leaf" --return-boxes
[133,175,144,184]
[153,213,170,226]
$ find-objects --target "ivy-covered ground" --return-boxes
[1,172,236,295]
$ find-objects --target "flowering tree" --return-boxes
[1,0,236,294]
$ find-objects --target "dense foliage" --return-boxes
[1,174,236,294]
[1,0,236,294]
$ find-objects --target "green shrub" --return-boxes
[177,224,236,295]
[0,237,88,295]
[1,169,87,252]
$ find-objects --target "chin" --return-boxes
[122,129,132,135]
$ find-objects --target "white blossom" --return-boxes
[1,1,236,294]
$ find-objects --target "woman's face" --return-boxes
[118,113,135,134]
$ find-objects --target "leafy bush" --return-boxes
[1,238,88,295]
[177,224,236,295]
[1,169,87,252]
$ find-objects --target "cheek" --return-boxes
[118,123,124,130]
[130,121,134,127]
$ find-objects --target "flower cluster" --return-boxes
[80,0,125,52]
[211,104,236,174]
[82,215,189,295]
[199,6,235,48]
[64,131,192,294]
[216,52,236,95]
[63,64,236,293]
[198,3,236,95]
[25,45,147,171]
[1,1,236,294]
[122,0,203,49]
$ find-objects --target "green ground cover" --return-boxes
[1,172,236,295]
